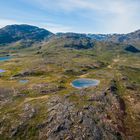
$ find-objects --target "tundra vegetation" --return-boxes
[0,25,140,140]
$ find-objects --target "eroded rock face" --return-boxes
[37,81,125,140]
[37,96,103,140]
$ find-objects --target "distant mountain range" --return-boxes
[0,24,139,45]
[57,30,140,43]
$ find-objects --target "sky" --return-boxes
[0,0,140,33]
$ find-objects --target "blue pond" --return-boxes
[0,56,11,61]
[0,69,5,73]
[19,80,29,83]
[71,78,100,88]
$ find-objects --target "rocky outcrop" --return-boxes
[0,80,126,140]
[10,70,45,79]
[31,83,65,94]
[36,80,125,140]
[37,96,104,140]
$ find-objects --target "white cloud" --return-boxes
[31,0,138,14]
[0,0,139,33]
[28,0,140,33]
[105,0,140,33]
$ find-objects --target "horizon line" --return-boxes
[0,23,140,35]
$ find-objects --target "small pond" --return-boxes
[0,69,6,73]
[0,56,11,61]
[71,78,100,88]
[19,80,29,83]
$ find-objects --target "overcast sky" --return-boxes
[0,0,140,33]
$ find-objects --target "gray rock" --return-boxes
[37,92,124,140]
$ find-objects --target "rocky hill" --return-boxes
[0,24,53,44]
[58,29,140,44]
[0,24,139,47]
[88,30,140,43]
[45,34,94,49]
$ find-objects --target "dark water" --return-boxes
[71,78,100,88]
[0,56,11,61]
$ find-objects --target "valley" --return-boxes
[0,25,140,140]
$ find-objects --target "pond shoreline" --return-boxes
[71,78,100,89]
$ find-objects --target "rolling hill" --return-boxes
[0,24,140,140]
[0,24,53,44]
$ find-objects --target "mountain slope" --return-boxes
[56,29,140,45]
[0,24,139,47]
[45,34,94,49]
[105,29,140,43]
[88,29,140,43]
[0,24,53,44]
